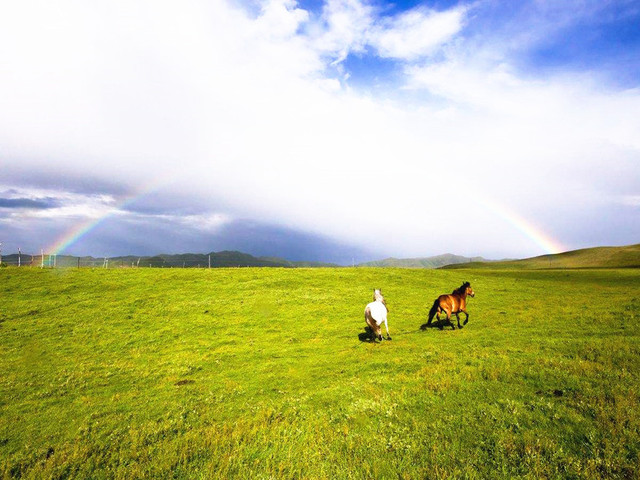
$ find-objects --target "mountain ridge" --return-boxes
[357,253,490,268]
[2,244,639,269]
[0,250,338,268]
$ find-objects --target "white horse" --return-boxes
[364,289,391,341]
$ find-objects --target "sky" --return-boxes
[0,0,639,264]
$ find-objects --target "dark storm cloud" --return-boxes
[0,161,129,196]
[37,214,378,265]
[0,197,59,209]
[213,220,376,264]
[544,202,640,250]
[120,192,216,216]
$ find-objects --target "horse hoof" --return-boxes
[386,336,392,340]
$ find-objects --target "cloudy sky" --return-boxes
[0,0,639,263]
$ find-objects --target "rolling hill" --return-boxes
[442,243,640,269]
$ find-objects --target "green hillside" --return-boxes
[359,253,487,268]
[1,267,639,478]
[443,244,640,269]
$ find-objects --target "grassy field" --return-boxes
[1,267,639,479]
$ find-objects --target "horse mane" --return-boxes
[372,288,388,311]
[452,282,470,295]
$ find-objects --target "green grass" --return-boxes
[1,267,639,479]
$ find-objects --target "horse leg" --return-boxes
[384,317,391,340]
[446,310,455,329]
[368,317,382,341]
[463,310,469,325]
[365,310,377,341]
[370,326,380,341]
[437,307,447,330]
[373,324,382,342]
[455,312,462,329]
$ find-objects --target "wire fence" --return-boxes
[0,254,223,268]
[0,252,293,268]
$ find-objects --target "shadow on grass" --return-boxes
[358,326,393,342]
[419,319,463,330]
[358,326,376,342]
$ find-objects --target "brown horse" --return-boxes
[427,282,475,329]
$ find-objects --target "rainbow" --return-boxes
[48,183,566,257]
[47,180,164,255]
[474,194,566,255]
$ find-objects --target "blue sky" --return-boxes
[0,0,638,263]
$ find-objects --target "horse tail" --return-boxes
[428,299,439,323]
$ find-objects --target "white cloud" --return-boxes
[0,186,116,222]
[304,0,464,65]
[368,6,466,60]
[148,212,230,231]
[312,0,374,63]
[620,195,640,207]
[403,60,640,194]
[254,0,309,39]
[0,184,231,256]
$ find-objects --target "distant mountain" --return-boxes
[258,256,339,268]
[441,244,640,269]
[358,253,488,268]
[0,250,337,268]
[109,251,317,268]
[7,244,637,270]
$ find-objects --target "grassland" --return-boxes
[1,267,639,479]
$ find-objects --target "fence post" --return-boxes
[41,249,44,268]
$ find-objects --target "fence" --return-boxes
[0,254,237,268]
